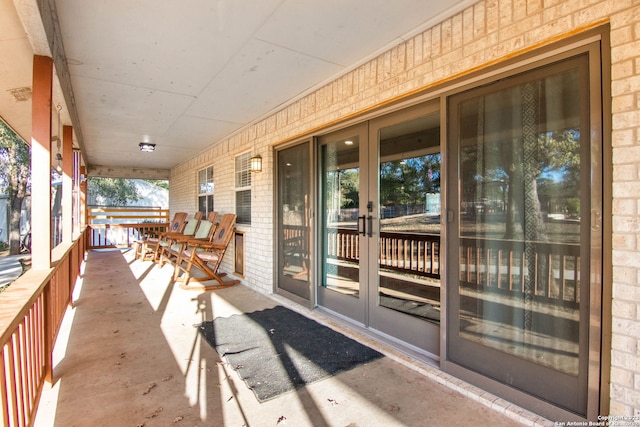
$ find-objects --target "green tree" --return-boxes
[147,179,169,190]
[460,78,582,243]
[339,169,359,209]
[88,177,140,206]
[0,120,31,255]
[380,154,441,207]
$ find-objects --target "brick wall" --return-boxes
[169,0,640,415]
[609,1,640,415]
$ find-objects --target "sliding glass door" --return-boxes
[276,142,312,300]
[446,49,602,417]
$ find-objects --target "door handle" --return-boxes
[358,215,366,236]
[367,215,373,237]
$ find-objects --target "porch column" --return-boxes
[31,55,53,269]
[80,166,87,227]
[62,125,73,243]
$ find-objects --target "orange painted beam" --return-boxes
[80,165,87,228]
[62,125,73,243]
[31,55,53,270]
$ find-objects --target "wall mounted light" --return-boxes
[139,142,156,152]
[250,154,262,172]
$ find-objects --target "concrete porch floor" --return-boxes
[33,249,551,427]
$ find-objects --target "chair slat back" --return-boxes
[205,212,219,240]
[182,218,200,235]
[169,212,188,233]
[206,211,219,223]
[193,220,213,239]
[210,214,237,248]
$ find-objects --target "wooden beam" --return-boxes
[31,54,52,270]
[62,125,73,243]
[80,166,87,227]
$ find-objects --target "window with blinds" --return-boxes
[197,166,214,216]
[235,152,252,224]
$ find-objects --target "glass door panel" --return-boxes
[376,114,441,323]
[367,105,442,356]
[277,142,311,300]
[447,53,600,417]
[318,124,367,323]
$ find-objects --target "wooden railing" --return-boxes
[328,228,360,262]
[379,231,440,278]
[325,229,579,305]
[0,229,86,427]
[459,237,581,305]
[87,207,169,249]
[326,228,441,278]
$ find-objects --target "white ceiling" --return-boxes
[2,0,469,173]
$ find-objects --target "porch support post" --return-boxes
[80,166,87,227]
[31,55,53,269]
[62,125,73,243]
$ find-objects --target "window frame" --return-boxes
[197,165,214,216]
[235,152,252,224]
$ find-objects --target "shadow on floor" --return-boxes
[34,249,536,427]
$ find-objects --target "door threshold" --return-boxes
[315,305,440,367]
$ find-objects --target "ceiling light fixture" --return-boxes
[139,142,156,152]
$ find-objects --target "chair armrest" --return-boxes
[172,234,196,243]
[157,231,178,239]
[187,240,225,251]
[185,237,208,244]
[186,239,212,248]
[159,231,195,242]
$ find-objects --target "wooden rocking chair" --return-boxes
[135,211,187,261]
[173,213,240,290]
[147,215,201,263]
[158,212,219,267]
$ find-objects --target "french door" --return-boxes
[318,103,442,356]
[445,47,602,418]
